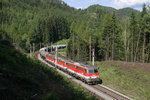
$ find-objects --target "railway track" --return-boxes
[92,85,133,100]
[37,53,133,100]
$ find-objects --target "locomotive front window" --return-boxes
[88,69,94,74]
[94,69,98,73]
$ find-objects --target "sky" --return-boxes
[62,0,150,11]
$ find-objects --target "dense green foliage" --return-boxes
[1,0,84,51]
[1,0,150,62]
[35,16,70,44]
[0,42,97,100]
[101,11,123,60]
[67,4,150,63]
[67,21,90,61]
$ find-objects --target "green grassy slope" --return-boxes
[96,61,150,100]
[0,41,97,100]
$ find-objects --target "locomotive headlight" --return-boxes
[92,76,97,78]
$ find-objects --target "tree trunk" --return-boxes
[33,43,35,53]
[148,49,150,62]
[131,31,133,62]
[112,29,114,60]
[127,40,130,62]
[124,24,127,62]
[134,30,141,62]
[105,35,109,61]
[146,49,149,62]
[142,32,146,63]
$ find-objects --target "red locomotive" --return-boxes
[40,47,101,84]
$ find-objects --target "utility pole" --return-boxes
[92,49,94,66]
[73,32,75,60]
[55,46,58,68]
[47,44,48,52]
[89,33,91,62]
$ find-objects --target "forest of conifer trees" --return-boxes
[0,0,150,62]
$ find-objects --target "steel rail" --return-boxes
[92,85,133,100]
[98,85,133,100]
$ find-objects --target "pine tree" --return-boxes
[140,4,148,63]
[141,4,147,18]
[101,13,112,60]
[142,14,150,62]
[122,16,130,62]
[110,11,122,60]
[111,11,116,60]
[67,21,89,61]
[129,11,138,62]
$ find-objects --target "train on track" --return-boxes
[39,46,101,84]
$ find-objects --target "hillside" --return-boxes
[116,7,141,19]
[1,0,150,62]
[0,40,97,100]
[86,5,141,19]
[1,0,88,51]
[1,0,141,51]
[96,61,150,100]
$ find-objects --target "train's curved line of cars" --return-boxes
[39,47,101,84]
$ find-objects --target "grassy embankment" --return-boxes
[0,41,97,100]
[95,61,150,100]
